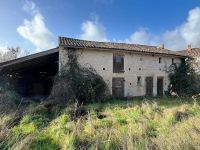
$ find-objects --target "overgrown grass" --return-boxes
[1,96,200,150]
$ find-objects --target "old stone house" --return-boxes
[59,37,186,97]
[0,37,186,98]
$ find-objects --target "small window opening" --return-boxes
[139,68,141,70]
[103,68,105,70]
[113,54,124,73]
[159,57,162,63]
[172,58,174,64]
[137,76,141,85]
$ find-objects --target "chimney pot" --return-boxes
[188,44,192,52]
[161,44,164,49]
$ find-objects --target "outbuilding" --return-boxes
[0,37,187,98]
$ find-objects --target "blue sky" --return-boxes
[0,0,200,53]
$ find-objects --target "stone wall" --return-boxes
[59,47,181,97]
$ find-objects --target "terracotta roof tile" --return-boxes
[59,37,186,57]
[180,48,200,57]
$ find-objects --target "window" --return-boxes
[159,57,162,63]
[137,76,141,85]
[113,54,124,73]
[172,58,174,64]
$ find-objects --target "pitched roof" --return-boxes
[0,48,58,72]
[59,37,186,57]
[180,48,200,57]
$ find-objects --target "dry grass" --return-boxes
[0,96,200,150]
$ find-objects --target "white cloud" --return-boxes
[80,7,200,51]
[125,28,158,45]
[163,7,200,50]
[0,42,10,53]
[17,0,55,52]
[80,19,109,42]
[0,46,8,53]
[23,0,39,15]
[126,7,200,50]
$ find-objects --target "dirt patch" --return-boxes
[68,105,88,121]
[97,113,107,119]
[175,111,193,122]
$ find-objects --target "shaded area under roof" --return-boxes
[0,48,59,98]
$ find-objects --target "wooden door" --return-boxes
[112,78,124,97]
[146,77,153,96]
[157,77,163,96]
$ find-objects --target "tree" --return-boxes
[0,47,23,92]
[169,59,200,96]
[0,47,21,62]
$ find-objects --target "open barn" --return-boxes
[0,48,59,99]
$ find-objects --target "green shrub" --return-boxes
[188,105,200,117]
[116,117,128,125]
[29,134,59,150]
[10,114,50,145]
[94,118,113,128]
[0,90,21,113]
[145,120,159,138]
[49,49,109,104]
[169,59,200,96]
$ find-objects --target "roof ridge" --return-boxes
[181,48,200,51]
[59,36,187,57]
[191,48,200,49]
[59,36,164,49]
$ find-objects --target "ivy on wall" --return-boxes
[49,48,109,103]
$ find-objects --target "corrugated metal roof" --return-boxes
[0,48,58,71]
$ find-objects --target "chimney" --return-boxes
[187,44,192,53]
[161,43,164,49]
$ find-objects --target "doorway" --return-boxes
[112,77,124,97]
[146,77,153,96]
[157,77,164,96]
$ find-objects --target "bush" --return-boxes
[0,74,22,113]
[29,135,59,150]
[169,59,200,96]
[11,114,50,137]
[0,90,21,113]
[49,49,109,104]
